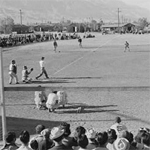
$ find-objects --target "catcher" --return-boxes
[22,66,33,83]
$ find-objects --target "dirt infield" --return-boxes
[0,33,150,144]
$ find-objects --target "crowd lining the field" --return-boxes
[0,32,95,48]
[1,117,150,150]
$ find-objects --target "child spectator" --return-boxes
[1,131,18,150]
[110,117,128,137]
[17,130,32,150]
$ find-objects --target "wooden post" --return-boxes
[0,47,7,145]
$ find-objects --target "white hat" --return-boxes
[50,127,64,140]
[113,138,130,150]
[86,128,97,139]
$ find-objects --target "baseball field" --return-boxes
[0,33,150,143]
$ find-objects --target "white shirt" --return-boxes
[110,123,128,136]
[39,60,44,68]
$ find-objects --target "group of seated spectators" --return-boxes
[0,32,82,48]
[1,117,150,150]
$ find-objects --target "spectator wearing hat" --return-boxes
[1,131,18,150]
[17,130,32,150]
[38,128,54,150]
[94,131,108,150]
[110,117,128,137]
[36,57,49,80]
[50,126,73,150]
[8,60,19,84]
[106,129,117,150]
[86,128,97,150]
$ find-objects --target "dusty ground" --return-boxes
[0,33,150,145]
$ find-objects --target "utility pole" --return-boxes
[117,8,121,33]
[0,47,7,146]
[20,9,22,34]
[20,9,22,25]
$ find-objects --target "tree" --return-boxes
[138,18,149,30]
[0,17,14,34]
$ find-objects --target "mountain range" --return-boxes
[0,0,150,24]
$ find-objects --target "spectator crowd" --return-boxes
[1,117,150,150]
[0,32,81,48]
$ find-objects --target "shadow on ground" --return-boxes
[56,103,118,114]
[0,117,61,141]
[31,79,75,84]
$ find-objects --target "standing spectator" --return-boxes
[124,41,130,52]
[110,117,128,137]
[8,60,19,84]
[78,37,82,48]
[53,40,58,52]
[36,57,49,80]
[1,131,18,150]
[17,130,32,150]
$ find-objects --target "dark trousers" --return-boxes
[36,67,49,79]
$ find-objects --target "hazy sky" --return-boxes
[121,0,150,11]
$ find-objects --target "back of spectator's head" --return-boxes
[142,132,150,146]
[41,57,45,60]
[115,117,121,123]
[77,135,88,149]
[107,129,117,144]
[12,60,15,64]
[30,139,38,150]
[60,122,71,137]
[74,126,86,139]
[5,131,16,144]
[96,131,108,146]
[35,124,45,134]
[19,130,30,145]
[119,131,133,144]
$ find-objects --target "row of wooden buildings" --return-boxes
[1,21,148,34]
